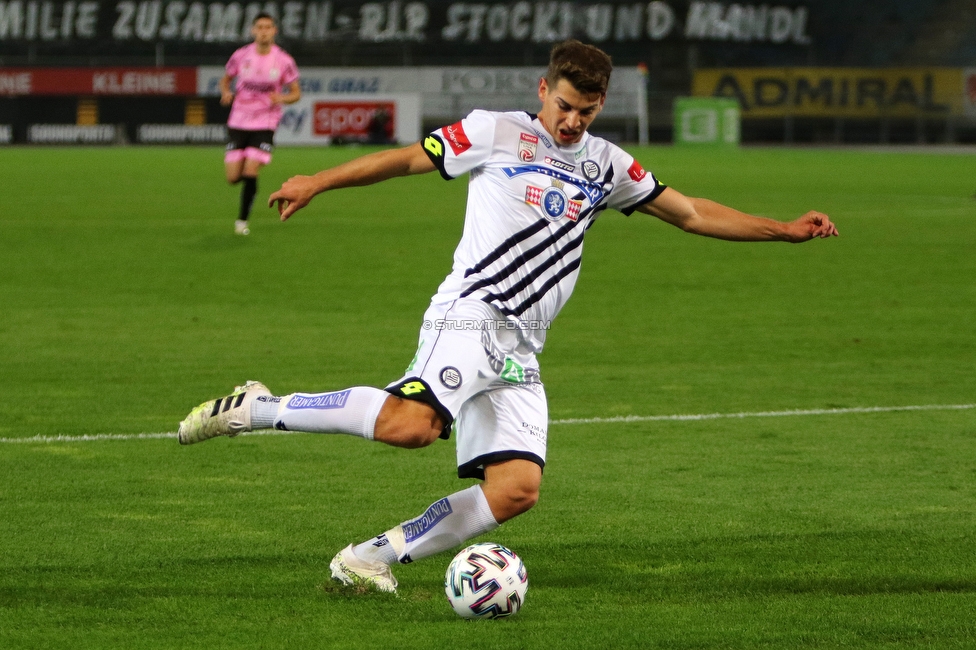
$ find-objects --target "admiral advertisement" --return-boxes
[693,67,964,118]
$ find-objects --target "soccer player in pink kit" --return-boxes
[221,13,300,235]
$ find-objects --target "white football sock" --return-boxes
[353,485,499,565]
[270,387,389,440]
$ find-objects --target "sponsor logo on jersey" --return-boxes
[239,80,276,93]
[544,156,575,173]
[531,128,552,148]
[525,184,583,222]
[541,186,567,220]
[402,498,453,542]
[481,331,506,375]
[564,198,583,221]
[628,158,647,182]
[504,164,608,205]
[502,358,526,383]
[287,389,351,410]
[439,366,462,390]
[519,420,548,441]
[518,132,538,162]
[423,134,444,159]
[442,121,471,155]
[398,380,427,396]
[574,145,588,161]
[582,160,601,180]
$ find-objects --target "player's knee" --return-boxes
[373,396,444,449]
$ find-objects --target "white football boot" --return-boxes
[330,545,398,594]
[177,381,271,445]
[234,219,250,235]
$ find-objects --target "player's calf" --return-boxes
[481,459,543,523]
[372,396,446,448]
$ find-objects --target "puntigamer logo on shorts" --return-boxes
[288,389,351,410]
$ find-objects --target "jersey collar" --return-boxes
[529,114,590,157]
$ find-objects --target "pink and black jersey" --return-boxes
[422,110,665,352]
[225,43,299,131]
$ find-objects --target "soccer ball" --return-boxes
[444,542,528,619]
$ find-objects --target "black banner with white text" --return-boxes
[0,0,814,58]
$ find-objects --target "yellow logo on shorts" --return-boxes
[423,135,443,158]
[400,381,427,395]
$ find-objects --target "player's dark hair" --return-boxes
[546,40,612,95]
[253,12,275,24]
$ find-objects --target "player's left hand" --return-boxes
[787,211,839,242]
[269,175,319,221]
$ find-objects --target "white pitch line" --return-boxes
[1,403,973,444]
[551,403,976,425]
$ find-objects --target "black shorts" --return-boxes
[226,128,275,158]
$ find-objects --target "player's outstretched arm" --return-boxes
[218,74,235,106]
[268,142,436,221]
[638,187,838,242]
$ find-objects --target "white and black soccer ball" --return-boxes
[444,542,528,619]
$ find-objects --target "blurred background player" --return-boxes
[220,13,300,235]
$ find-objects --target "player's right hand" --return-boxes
[786,211,839,242]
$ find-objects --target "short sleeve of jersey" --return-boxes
[225,46,244,77]
[606,153,666,216]
[422,110,496,180]
[279,53,299,85]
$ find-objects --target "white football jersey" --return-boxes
[423,110,665,352]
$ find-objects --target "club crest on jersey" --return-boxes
[581,160,601,180]
[439,366,462,390]
[269,67,280,79]
[525,182,583,222]
[544,156,575,173]
[518,132,538,162]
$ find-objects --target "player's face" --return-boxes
[537,78,605,146]
[251,18,277,46]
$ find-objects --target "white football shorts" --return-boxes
[385,298,548,480]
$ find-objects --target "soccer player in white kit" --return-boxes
[221,13,300,235]
[178,41,838,593]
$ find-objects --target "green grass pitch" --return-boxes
[0,144,974,649]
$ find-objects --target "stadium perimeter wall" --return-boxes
[0,65,650,144]
[2,64,976,145]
